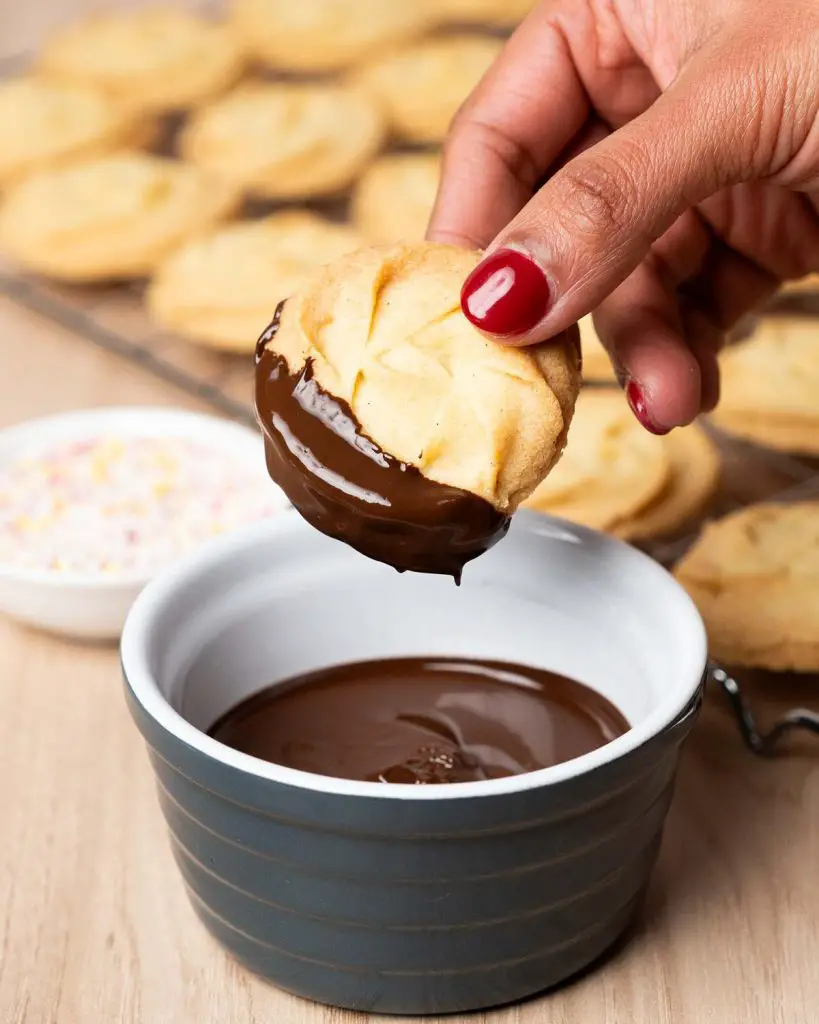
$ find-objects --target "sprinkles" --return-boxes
[0,434,282,575]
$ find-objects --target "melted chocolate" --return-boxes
[208,657,630,784]
[255,302,509,582]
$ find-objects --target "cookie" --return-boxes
[37,9,245,113]
[709,317,819,454]
[674,502,819,670]
[0,78,147,187]
[426,0,539,27]
[353,35,502,144]
[615,422,721,541]
[148,212,363,353]
[0,153,240,282]
[229,0,433,72]
[523,389,670,530]
[352,153,441,245]
[579,315,616,383]
[180,82,385,200]
[259,242,580,511]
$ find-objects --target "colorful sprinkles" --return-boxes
[0,434,282,574]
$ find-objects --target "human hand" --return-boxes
[427,0,819,433]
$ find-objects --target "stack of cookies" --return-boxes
[0,0,539,355]
[522,390,722,542]
[708,317,819,457]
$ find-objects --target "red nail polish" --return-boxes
[625,379,669,435]
[461,248,551,336]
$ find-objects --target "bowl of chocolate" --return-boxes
[122,504,707,1014]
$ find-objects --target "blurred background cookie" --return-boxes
[0,152,240,282]
[0,78,145,187]
[180,82,385,200]
[425,0,540,27]
[352,152,441,245]
[674,502,819,671]
[579,315,616,384]
[524,390,720,540]
[353,34,502,144]
[229,0,433,72]
[148,212,363,353]
[709,318,819,455]
[37,9,246,113]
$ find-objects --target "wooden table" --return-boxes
[0,295,817,1024]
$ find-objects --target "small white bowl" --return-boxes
[0,406,287,640]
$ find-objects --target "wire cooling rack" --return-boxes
[0,268,258,426]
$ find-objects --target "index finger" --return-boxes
[427,4,590,250]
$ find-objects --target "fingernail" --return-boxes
[625,379,670,435]
[461,247,551,336]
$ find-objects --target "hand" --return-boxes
[427,0,819,433]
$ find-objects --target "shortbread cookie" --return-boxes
[0,153,239,282]
[523,389,670,531]
[38,9,245,113]
[0,78,146,187]
[615,422,721,541]
[255,243,580,574]
[353,35,502,144]
[352,153,441,245]
[230,0,432,71]
[180,82,385,200]
[579,315,617,383]
[427,0,539,26]
[674,503,819,670]
[148,212,363,353]
[709,318,819,454]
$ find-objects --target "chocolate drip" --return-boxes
[208,657,629,785]
[255,301,510,581]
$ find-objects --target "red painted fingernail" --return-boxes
[461,247,551,336]
[625,379,670,435]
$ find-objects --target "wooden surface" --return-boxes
[0,297,817,1024]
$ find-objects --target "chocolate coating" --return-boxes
[208,657,630,784]
[255,302,510,581]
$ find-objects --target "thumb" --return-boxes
[459,46,762,344]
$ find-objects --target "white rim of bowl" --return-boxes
[121,513,709,801]
[0,405,288,588]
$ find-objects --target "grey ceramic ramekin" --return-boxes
[121,511,707,1016]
